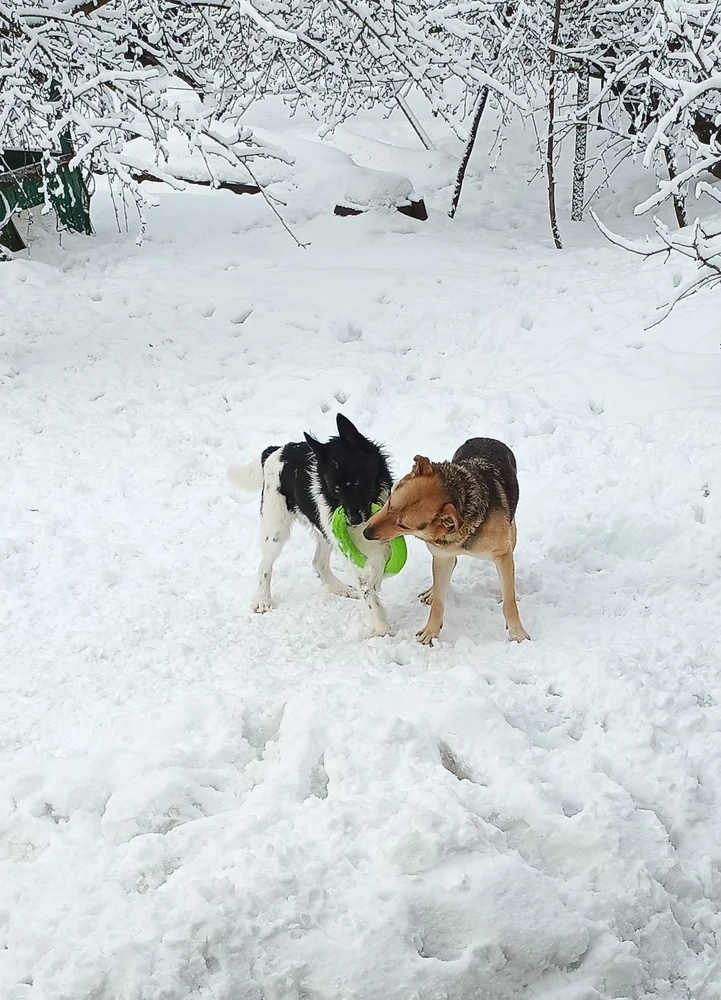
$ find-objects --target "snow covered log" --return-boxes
[122,130,427,223]
[334,200,428,221]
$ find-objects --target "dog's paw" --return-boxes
[416,626,439,646]
[252,597,274,614]
[328,583,359,600]
[507,623,530,642]
[418,587,433,605]
[370,615,392,638]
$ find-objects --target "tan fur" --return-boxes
[363,472,457,546]
[365,460,530,645]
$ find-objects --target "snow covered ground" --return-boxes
[2,103,721,1000]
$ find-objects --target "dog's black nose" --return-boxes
[363,525,374,540]
[347,512,363,526]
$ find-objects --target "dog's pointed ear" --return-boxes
[304,432,326,457]
[336,413,362,442]
[439,502,461,532]
[412,455,433,477]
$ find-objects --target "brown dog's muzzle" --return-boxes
[363,508,397,542]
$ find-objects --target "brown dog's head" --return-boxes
[363,455,462,543]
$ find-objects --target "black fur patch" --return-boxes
[450,438,519,520]
[270,416,392,536]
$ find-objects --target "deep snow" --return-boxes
[1,103,721,1000]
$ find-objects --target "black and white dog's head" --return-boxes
[305,414,392,525]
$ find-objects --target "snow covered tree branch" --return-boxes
[592,208,721,324]
[1,0,539,236]
[4,0,721,247]
[0,0,291,226]
[568,0,721,219]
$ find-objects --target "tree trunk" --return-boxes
[394,83,435,151]
[546,0,563,248]
[663,147,687,229]
[448,86,489,219]
[571,65,589,222]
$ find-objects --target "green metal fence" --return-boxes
[0,138,93,251]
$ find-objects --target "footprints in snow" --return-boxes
[319,390,350,413]
[335,320,363,344]
[229,305,253,327]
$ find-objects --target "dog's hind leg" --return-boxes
[312,532,358,599]
[494,549,530,642]
[253,508,292,614]
[252,454,293,614]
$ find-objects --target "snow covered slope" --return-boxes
[1,106,720,1000]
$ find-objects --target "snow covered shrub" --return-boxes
[0,0,286,221]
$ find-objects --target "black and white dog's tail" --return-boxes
[228,446,280,493]
[228,459,264,493]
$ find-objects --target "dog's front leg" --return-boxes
[357,548,390,637]
[416,555,456,646]
[312,532,358,599]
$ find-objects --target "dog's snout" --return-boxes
[347,512,363,526]
[363,525,375,540]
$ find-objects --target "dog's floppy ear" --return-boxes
[304,432,326,457]
[439,502,461,532]
[412,455,433,477]
[336,413,363,442]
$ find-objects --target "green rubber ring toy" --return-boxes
[332,503,407,576]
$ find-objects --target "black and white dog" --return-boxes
[229,414,394,636]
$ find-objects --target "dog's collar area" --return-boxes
[331,505,407,576]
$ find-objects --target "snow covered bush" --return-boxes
[0,0,286,214]
[566,0,721,226]
[3,0,721,245]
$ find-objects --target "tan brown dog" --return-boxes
[363,438,530,645]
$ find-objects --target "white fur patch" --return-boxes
[244,446,391,636]
[228,459,263,492]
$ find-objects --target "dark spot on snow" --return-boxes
[203,953,220,974]
[309,755,329,799]
[438,741,472,782]
[335,322,362,344]
[562,800,582,818]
